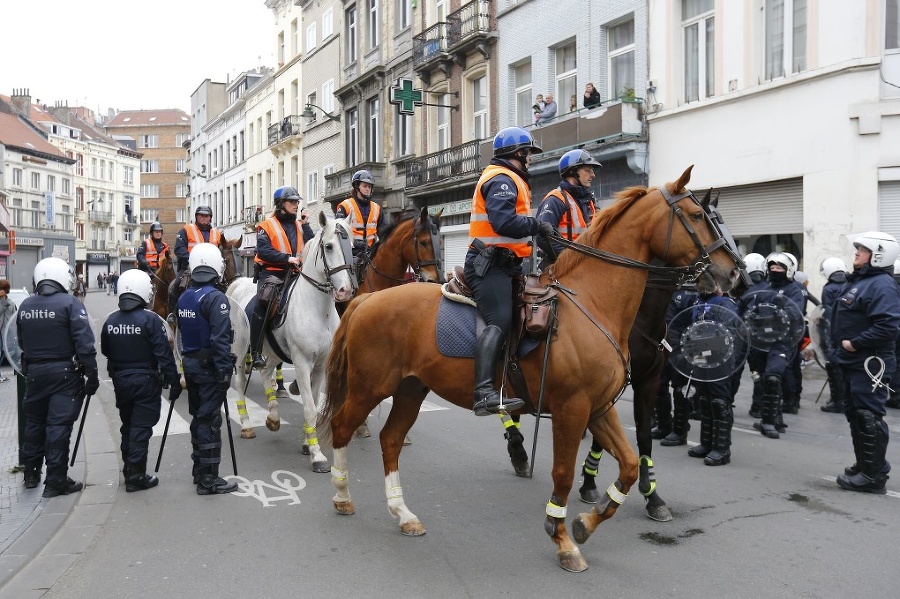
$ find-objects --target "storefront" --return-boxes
[86,252,110,289]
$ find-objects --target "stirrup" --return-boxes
[251,352,267,369]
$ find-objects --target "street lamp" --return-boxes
[185,167,207,179]
[301,103,341,123]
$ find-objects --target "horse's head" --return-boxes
[648,166,742,292]
[302,211,356,302]
[218,237,243,286]
[408,206,444,283]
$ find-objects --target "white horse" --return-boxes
[227,212,355,472]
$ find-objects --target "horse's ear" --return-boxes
[419,206,428,220]
[713,191,720,208]
[701,188,712,209]
[319,211,328,227]
[674,165,694,192]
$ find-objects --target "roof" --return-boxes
[0,112,67,158]
[106,109,190,127]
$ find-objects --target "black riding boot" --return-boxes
[651,384,672,439]
[688,396,713,458]
[755,375,781,439]
[821,364,845,413]
[125,460,159,493]
[24,459,42,489]
[472,325,524,416]
[249,305,267,369]
[661,389,691,446]
[704,398,733,466]
[838,410,888,494]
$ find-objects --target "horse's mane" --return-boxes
[549,184,653,279]
[369,213,415,259]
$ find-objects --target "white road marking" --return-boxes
[382,396,449,412]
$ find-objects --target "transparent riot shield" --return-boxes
[667,303,750,382]
[3,314,22,375]
[806,303,830,368]
[742,292,806,351]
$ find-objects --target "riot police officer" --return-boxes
[819,257,849,413]
[170,206,223,316]
[176,243,238,495]
[101,269,180,492]
[466,126,553,416]
[249,186,304,369]
[136,222,169,272]
[336,170,385,262]
[535,149,600,270]
[656,285,699,445]
[831,232,900,494]
[738,252,768,417]
[18,257,98,497]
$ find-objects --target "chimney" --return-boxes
[11,87,31,116]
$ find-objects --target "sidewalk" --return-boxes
[0,372,118,598]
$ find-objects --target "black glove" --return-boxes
[537,221,556,238]
[218,369,232,392]
[168,384,182,403]
[353,239,366,252]
[84,373,100,396]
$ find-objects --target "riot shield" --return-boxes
[742,292,806,351]
[3,314,22,375]
[667,304,750,382]
[806,303,830,367]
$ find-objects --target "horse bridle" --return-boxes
[364,213,443,283]
[301,224,356,294]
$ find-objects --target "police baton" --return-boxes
[70,390,91,467]
[222,390,238,476]
[154,392,177,472]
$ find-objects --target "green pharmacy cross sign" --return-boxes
[390,78,424,115]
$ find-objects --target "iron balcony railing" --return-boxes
[88,210,111,222]
[412,21,449,68]
[446,0,491,47]
[406,140,482,189]
[267,115,303,146]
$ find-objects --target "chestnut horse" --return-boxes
[319,167,741,572]
[150,251,176,320]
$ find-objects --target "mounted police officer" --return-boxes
[177,243,238,495]
[336,170,385,265]
[170,206,223,317]
[18,257,98,497]
[466,126,554,416]
[742,252,806,439]
[535,149,600,270]
[249,186,304,369]
[831,232,900,494]
[101,269,180,492]
[136,222,169,273]
[819,256,849,413]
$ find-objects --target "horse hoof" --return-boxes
[241,429,256,439]
[571,516,591,545]
[266,417,281,432]
[646,505,674,522]
[558,550,588,573]
[400,520,426,536]
[579,487,600,504]
[334,500,355,515]
[402,435,412,446]
[312,460,330,473]
[356,425,371,438]
[276,389,288,399]
[289,380,299,395]
[511,460,529,478]
[301,444,310,456]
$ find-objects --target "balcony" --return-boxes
[244,205,265,228]
[89,210,112,222]
[413,1,494,83]
[405,140,482,192]
[324,162,386,206]
[412,21,450,72]
[267,115,303,148]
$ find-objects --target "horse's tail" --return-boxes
[319,293,372,441]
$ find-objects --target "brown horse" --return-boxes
[357,206,444,291]
[150,251,176,320]
[319,166,741,572]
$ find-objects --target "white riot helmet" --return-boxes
[820,257,848,280]
[852,231,899,268]
[189,242,224,283]
[743,253,766,275]
[766,251,796,280]
[33,257,75,292]
[117,269,154,305]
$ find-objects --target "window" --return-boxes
[12,168,22,187]
[141,160,159,173]
[346,108,359,167]
[175,159,185,173]
[76,222,84,241]
[278,31,285,64]
[323,8,334,37]
[397,0,411,31]
[176,208,188,222]
[514,62,533,127]
[366,97,381,162]
[368,0,379,49]
[395,110,413,156]
[307,171,319,204]
[31,172,40,189]
[436,93,450,150]
[471,75,487,140]
[47,176,56,192]
[322,79,335,113]
[306,23,317,52]
[683,0,715,102]
[176,184,187,198]
[140,184,160,198]
[91,157,98,178]
[123,165,135,186]
[609,19,635,98]
[888,0,899,50]
[307,91,318,121]
[140,134,158,148]
[555,42,577,115]
[124,227,133,243]
[76,154,84,176]
[140,208,160,222]
[346,7,358,64]
[765,0,807,80]
[176,133,189,146]
[62,178,71,195]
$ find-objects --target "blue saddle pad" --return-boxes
[435,297,541,358]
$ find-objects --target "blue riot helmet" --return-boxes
[559,149,601,179]
[492,127,542,158]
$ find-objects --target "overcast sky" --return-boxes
[1,0,274,114]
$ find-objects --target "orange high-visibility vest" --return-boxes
[338,197,381,246]
[468,164,532,257]
[544,188,594,240]
[139,238,169,269]
[253,216,303,271]
[184,224,222,252]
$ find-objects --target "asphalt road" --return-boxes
[23,291,900,598]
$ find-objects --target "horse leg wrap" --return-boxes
[544,513,566,538]
[265,387,277,405]
[638,455,656,497]
[236,399,249,418]
[304,423,318,448]
[605,481,628,506]
[582,448,603,479]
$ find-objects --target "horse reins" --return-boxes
[364,214,443,284]
[300,225,355,295]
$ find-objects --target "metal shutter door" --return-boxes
[442,229,471,274]
[878,182,900,241]
[713,179,803,236]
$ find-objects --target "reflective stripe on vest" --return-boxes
[546,188,592,240]
[143,238,169,268]
[254,216,303,271]
[338,198,380,246]
[184,224,222,252]
[469,164,532,257]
